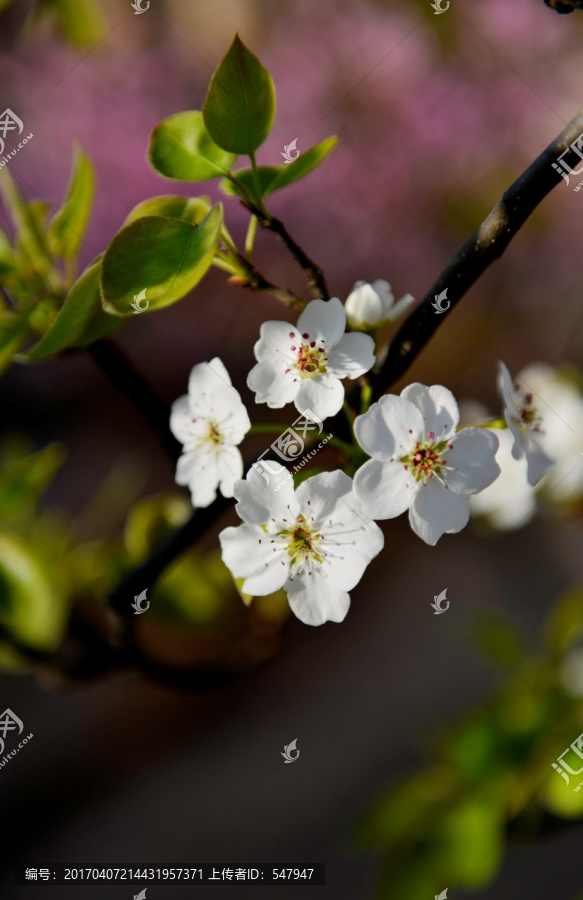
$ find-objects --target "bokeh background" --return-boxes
[1,0,583,897]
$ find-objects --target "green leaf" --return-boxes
[0,227,15,276]
[48,144,95,259]
[203,34,276,155]
[149,111,237,182]
[0,532,68,651]
[123,194,212,228]
[25,258,119,360]
[48,0,105,47]
[0,443,65,524]
[437,796,503,887]
[0,311,28,374]
[0,168,53,280]
[221,136,338,197]
[100,204,223,316]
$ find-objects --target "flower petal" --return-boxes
[326,332,375,379]
[253,320,300,362]
[188,356,232,396]
[286,571,350,626]
[400,383,459,438]
[524,438,554,485]
[219,524,289,595]
[297,297,346,346]
[386,292,414,322]
[176,448,219,508]
[216,445,244,498]
[445,427,500,495]
[409,480,470,545]
[247,362,299,408]
[169,394,192,444]
[295,373,344,420]
[234,460,298,524]
[355,394,424,459]
[354,458,412,519]
[497,360,520,415]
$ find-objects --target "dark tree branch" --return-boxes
[242,200,330,300]
[87,338,182,464]
[372,111,583,400]
[544,0,583,12]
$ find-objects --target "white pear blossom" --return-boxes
[353,384,500,545]
[497,360,554,486]
[170,357,250,508]
[469,427,537,530]
[247,297,375,422]
[512,364,583,502]
[219,462,384,626]
[344,279,414,331]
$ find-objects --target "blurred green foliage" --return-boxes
[359,596,583,898]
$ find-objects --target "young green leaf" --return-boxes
[25,258,119,361]
[101,204,223,316]
[0,168,54,281]
[149,111,237,182]
[0,443,66,524]
[203,34,276,155]
[48,144,95,259]
[123,194,212,228]
[221,136,338,198]
[0,312,28,374]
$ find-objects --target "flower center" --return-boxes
[285,331,328,379]
[208,422,224,444]
[400,432,452,484]
[516,390,542,431]
[278,514,324,571]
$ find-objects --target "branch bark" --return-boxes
[371,111,583,399]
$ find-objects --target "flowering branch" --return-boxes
[372,111,583,399]
[241,200,330,301]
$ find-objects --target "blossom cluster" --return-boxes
[169,281,583,626]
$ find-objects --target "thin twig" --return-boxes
[87,339,182,464]
[371,111,583,399]
[242,200,330,300]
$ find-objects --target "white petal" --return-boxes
[524,438,554,485]
[354,394,424,459]
[247,362,299,408]
[176,449,219,508]
[295,373,344,421]
[353,458,412,519]
[445,428,500,495]
[219,524,289,595]
[216,445,244,498]
[188,357,232,396]
[297,297,346,347]
[345,283,384,328]
[326,332,376,379]
[253,320,299,362]
[409,480,470,545]
[400,383,459,438]
[386,292,414,322]
[234,461,298,524]
[286,571,351,626]
[371,279,394,304]
[169,394,192,444]
[497,360,519,415]
[221,401,251,445]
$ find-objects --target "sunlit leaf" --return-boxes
[221,136,338,198]
[0,442,65,524]
[100,205,222,315]
[48,143,95,259]
[203,34,275,155]
[149,111,237,181]
[123,194,212,228]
